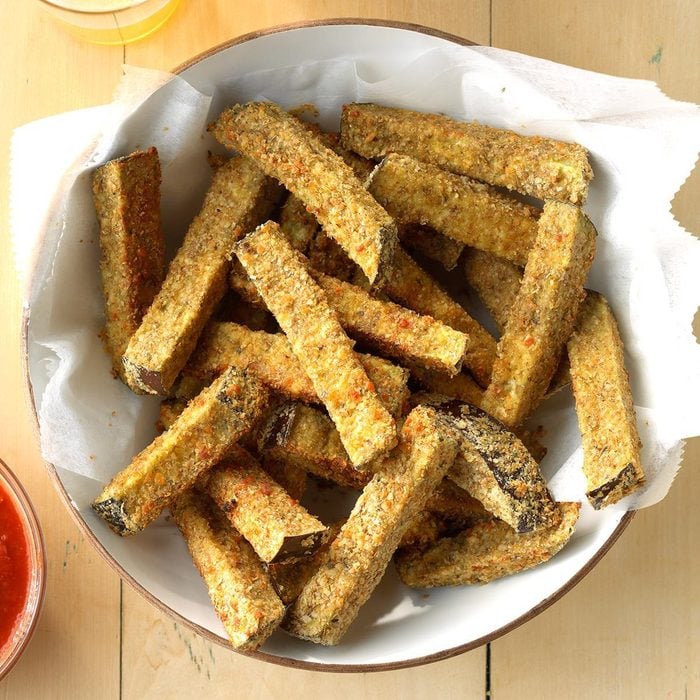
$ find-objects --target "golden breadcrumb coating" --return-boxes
[171,490,284,650]
[235,222,397,467]
[92,147,165,386]
[283,406,458,645]
[481,201,596,427]
[92,367,268,535]
[341,103,592,204]
[122,156,280,395]
[567,292,644,508]
[211,102,398,287]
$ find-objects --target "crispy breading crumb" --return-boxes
[342,103,592,204]
[283,406,458,645]
[395,502,580,587]
[235,221,397,467]
[568,292,644,508]
[171,489,284,650]
[481,201,596,427]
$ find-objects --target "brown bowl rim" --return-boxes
[20,17,635,673]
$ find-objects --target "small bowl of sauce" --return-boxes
[0,459,46,680]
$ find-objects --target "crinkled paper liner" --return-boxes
[14,50,700,511]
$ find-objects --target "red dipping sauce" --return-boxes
[0,459,45,680]
[0,482,30,651]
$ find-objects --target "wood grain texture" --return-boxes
[491,0,700,234]
[0,3,123,698]
[121,585,485,698]
[0,1,698,698]
[491,451,700,699]
[491,2,699,698]
[126,1,492,69]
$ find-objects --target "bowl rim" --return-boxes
[0,458,47,680]
[20,17,636,673]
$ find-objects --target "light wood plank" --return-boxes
[0,3,123,697]
[490,445,699,700]
[125,0,492,69]
[121,584,485,700]
[492,0,699,234]
[491,2,699,697]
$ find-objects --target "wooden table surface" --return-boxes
[1,2,698,698]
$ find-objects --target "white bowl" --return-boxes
[23,20,632,671]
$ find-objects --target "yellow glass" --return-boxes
[37,0,182,45]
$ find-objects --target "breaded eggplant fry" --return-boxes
[215,291,276,332]
[122,156,280,395]
[425,479,492,527]
[171,490,284,650]
[368,154,539,267]
[283,405,458,645]
[481,201,596,427]
[92,367,268,535]
[341,103,592,204]
[399,511,442,549]
[463,248,523,333]
[182,322,409,417]
[229,258,266,309]
[399,224,465,271]
[268,523,343,606]
[420,395,558,533]
[279,194,319,254]
[384,247,495,385]
[463,248,571,397]
[211,102,398,287]
[567,292,644,508]
[307,231,358,282]
[92,148,165,385]
[157,399,307,500]
[310,268,469,375]
[410,365,484,407]
[235,222,397,467]
[258,402,368,489]
[202,447,326,562]
[395,502,579,588]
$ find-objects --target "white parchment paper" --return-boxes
[13,45,700,524]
